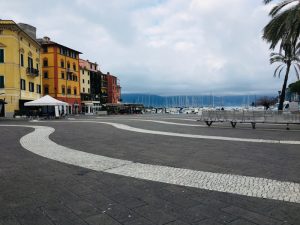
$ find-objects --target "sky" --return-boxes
[1,0,298,96]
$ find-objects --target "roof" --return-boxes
[0,20,41,46]
[24,95,68,106]
[37,38,82,54]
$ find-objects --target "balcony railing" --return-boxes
[26,67,39,76]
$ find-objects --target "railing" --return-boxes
[199,110,300,129]
[26,67,39,76]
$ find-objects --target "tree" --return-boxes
[263,0,300,110]
[289,80,300,95]
[256,96,278,110]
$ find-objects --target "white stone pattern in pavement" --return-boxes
[1,124,297,204]
[88,121,300,145]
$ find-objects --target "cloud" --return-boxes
[0,0,291,95]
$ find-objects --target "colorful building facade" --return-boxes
[38,37,82,114]
[79,59,101,114]
[0,20,42,117]
[107,72,121,104]
[100,73,108,104]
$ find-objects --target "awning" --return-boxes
[24,95,68,106]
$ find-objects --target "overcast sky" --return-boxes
[1,0,298,95]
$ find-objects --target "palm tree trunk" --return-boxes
[278,61,291,110]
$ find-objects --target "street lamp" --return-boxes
[278,91,281,103]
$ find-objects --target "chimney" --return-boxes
[43,36,51,42]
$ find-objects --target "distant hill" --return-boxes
[121,94,276,107]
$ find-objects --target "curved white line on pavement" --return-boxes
[1,124,299,203]
[61,121,300,145]
[128,119,206,127]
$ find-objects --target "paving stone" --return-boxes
[63,199,102,218]
[133,205,176,225]
[109,192,147,209]
[85,213,121,225]
[222,206,283,225]
[228,219,258,225]
[80,192,116,210]
[105,204,139,223]
[165,220,190,225]
[1,120,300,225]
[192,218,223,225]
[0,215,21,225]
[123,217,155,225]
[39,204,87,225]
[15,210,55,225]
[187,204,238,224]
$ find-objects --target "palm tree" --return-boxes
[263,0,300,110]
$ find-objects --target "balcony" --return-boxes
[26,67,39,77]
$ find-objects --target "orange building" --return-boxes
[107,72,121,104]
[38,37,82,114]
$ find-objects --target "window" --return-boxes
[43,47,47,53]
[83,79,85,83]
[88,80,90,84]
[67,87,71,95]
[61,60,64,68]
[0,76,4,88]
[73,64,76,71]
[43,58,48,67]
[43,71,48,78]
[83,87,85,92]
[74,88,77,95]
[82,69,84,75]
[67,62,70,69]
[20,79,26,90]
[36,84,41,93]
[62,86,65,95]
[29,82,34,92]
[44,86,49,94]
[36,63,39,71]
[61,72,65,79]
[88,88,90,93]
[28,57,33,68]
[20,54,24,67]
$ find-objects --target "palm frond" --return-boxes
[263,0,273,4]
[278,66,286,78]
[269,0,296,17]
[294,65,300,80]
[274,64,285,77]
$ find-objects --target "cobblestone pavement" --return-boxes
[0,115,300,225]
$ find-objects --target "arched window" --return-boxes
[67,86,71,95]
[74,87,77,95]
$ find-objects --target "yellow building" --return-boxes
[0,20,42,117]
[38,37,82,114]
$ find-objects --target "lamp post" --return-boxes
[278,91,281,104]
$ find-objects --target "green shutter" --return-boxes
[0,76,4,88]
[0,49,4,63]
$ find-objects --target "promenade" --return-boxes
[0,114,299,225]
